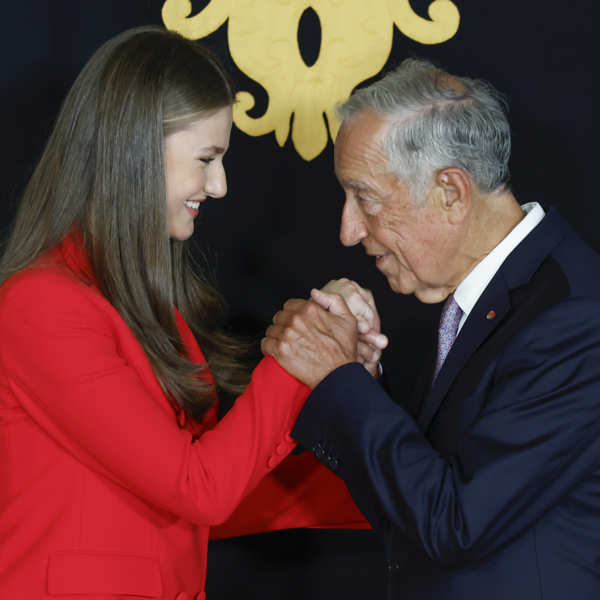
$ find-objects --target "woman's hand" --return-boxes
[311,278,388,378]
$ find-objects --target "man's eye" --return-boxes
[199,157,214,165]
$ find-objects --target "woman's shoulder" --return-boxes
[1,258,86,300]
[1,232,98,297]
[0,248,104,327]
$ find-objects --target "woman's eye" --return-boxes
[199,157,214,165]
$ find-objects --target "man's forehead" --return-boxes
[336,110,389,143]
[335,116,391,181]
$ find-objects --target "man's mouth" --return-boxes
[367,251,389,265]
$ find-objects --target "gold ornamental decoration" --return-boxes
[162,1,461,161]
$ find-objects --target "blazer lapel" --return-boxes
[416,208,569,432]
[418,278,511,431]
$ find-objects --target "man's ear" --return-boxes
[435,167,471,224]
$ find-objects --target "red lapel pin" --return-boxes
[486,310,496,320]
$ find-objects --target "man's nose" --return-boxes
[340,199,367,246]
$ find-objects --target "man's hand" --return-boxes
[261,295,358,389]
[312,278,388,377]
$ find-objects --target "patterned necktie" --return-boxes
[433,294,463,382]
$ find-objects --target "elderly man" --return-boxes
[262,58,600,599]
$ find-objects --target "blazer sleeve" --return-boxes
[0,271,309,526]
[291,298,600,565]
[210,451,370,539]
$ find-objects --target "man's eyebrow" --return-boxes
[339,179,367,189]
[344,180,373,193]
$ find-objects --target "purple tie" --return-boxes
[433,294,462,381]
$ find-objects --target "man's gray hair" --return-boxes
[337,58,511,201]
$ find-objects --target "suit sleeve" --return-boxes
[291,298,600,565]
[0,272,309,526]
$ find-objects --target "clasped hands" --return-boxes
[261,278,388,389]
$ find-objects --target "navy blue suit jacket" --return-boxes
[292,210,600,599]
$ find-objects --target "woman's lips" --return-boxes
[185,205,199,218]
[184,199,202,218]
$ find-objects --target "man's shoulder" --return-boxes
[549,228,600,299]
[506,209,600,300]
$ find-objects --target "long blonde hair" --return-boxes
[0,26,250,419]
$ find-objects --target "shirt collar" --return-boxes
[453,202,545,332]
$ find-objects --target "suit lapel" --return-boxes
[417,208,569,432]
[418,278,511,430]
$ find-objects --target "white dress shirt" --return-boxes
[453,202,545,333]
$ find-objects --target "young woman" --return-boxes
[0,26,368,599]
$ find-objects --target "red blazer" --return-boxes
[0,233,366,600]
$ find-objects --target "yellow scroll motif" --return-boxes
[162,1,460,161]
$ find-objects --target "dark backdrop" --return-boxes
[1,2,595,598]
